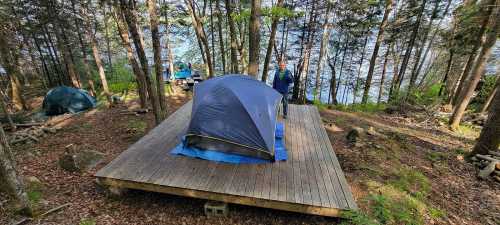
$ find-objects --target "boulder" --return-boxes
[346,126,364,144]
[478,162,497,179]
[58,147,105,172]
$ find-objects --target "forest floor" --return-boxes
[1,87,499,225]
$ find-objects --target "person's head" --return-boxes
[279,61,286,71]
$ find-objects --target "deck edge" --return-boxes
[96,176,350,218]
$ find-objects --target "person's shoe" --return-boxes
[283,115,287,119]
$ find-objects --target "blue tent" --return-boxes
[42,86,97,116]
[184,75,282,160]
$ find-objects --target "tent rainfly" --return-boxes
[185,75,282,160]
[42,86,96,116]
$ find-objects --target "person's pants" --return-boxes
[281,93,288,116]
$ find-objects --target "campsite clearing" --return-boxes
[95,101,357,217]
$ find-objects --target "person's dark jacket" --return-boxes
[272,69,293,95]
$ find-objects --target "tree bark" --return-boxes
[0,124,32,215]
[407,0,440,93]
[471,80,500,155]
[362,0,392,104]
[103,6,114,77]
[353,31,369,104]
[112,6,147,108]
[215,0,226,74]
[314,1,333,100]
[481,76,499,113]
[71,0,97,97]
[148,0,167,118]
[247,0,261,78]
[0,33,28,111]
[449,0,499,130]
[120,0,162,125]
[395,0,427,94]
[225,0,239,73]
[262,0,285,82]
[377,47,391,104]
[186,0,214,78]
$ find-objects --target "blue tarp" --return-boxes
[185,75,282,160]
[42,86,96,116]
[172,122,287,164]
[174,69,191,79]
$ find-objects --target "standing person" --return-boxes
[272,61,293,119]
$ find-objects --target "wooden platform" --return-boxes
[95,101,357,217]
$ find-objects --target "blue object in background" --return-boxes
[171,122,287,164]
[174,69,191,79]
[42,86,97,116]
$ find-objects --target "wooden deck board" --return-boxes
[95,102,357,217]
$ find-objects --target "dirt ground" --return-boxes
[1,89,499,225]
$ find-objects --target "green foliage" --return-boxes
[428,207,446,219]
[27,190,42,205]
[340,210,380,225]
[390,169,430,200]
[470,75,497,112]
[109,82,137,94]
[127,119,147,134]
[426,151,447,163]
[406,84,442,106]
[79,218,96,225]
[370,193,424,225]
[330,103,386,113]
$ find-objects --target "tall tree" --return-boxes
[362,0,392,104]
[83,1,112,105]
[261,0,285,82]
[395,0,427,94]
[120,0,162,125]
[148,0,167,118]
[112,4,147,108]
[248,0,261,78]
[314,1,333,100]
[186,0,214,78]
[0,124,32,215]
[225,0,239,73]
[449,0,499,130]
[377,46,391,104]
[471,81,500,155]
[215,0,226,74]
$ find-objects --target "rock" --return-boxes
[478,162,497,179]
[26,176,41,184]
[493,176,500,183]
[470,156,478,161]
[366,126,387,138]
[346,126,364,144]
[58,147,105,172]
[496,163,500,170]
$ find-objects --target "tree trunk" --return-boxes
[377,47,391,104]
[449,0,499,130]
[362,0,392,104]
[407,0,440,93]
[481,76,499,113]
[120,0,162,125]
[353,32,369,104]
[71,0,96,96]
[327,50,339,105]
[225,0,239,73]
[262,0,285,82]
[186,0,214,78]
[0,96,16,131]
[0,35,28,111]
[314,1,333,100]
[215,0,226,74]
[148,0,167,118]
[471,81,500,155]
[83,3,112,105]
[414,0,452,80]
[439,50,454,96]
[247,0,261,78]
[103,6,114,77]
[0,124,32,215]
[112,6,147,108]
[395,0,427,94]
